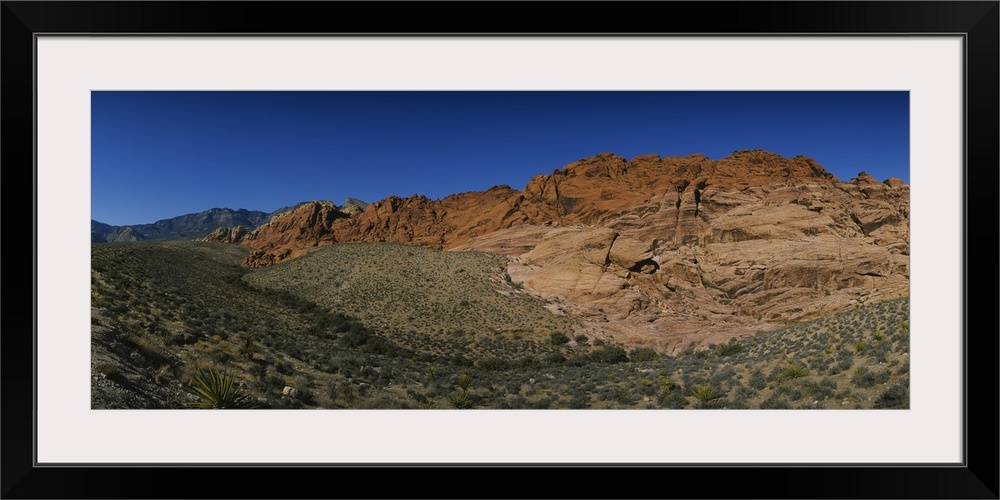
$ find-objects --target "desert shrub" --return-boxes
[590,346,628,364]
[361,335,405,356]
[784,387,804,401]
[874,383,909,409]
[339,326,373,348]
[851,367,890,388]
[712,338,745,357]
[804,377,838,400]
[568,393,589,409]
[628,348,658,362]
[549,332,570,345]
[759,394,791,409]
[542,352,566,365]
[448,355,475,368]
[748,370,767,391]
[829,351,854,375]
[510,355,540,369]
[868,341,892,363]
[498,395,529,409]
[608,386,640,406]
[809,355,832,371]
[660,390,689,409]
[710,366,737,386]
[475,357,509,371]
[248,362,267,379]
[528,397,553,409]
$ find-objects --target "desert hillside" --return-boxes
[91,240,909,409]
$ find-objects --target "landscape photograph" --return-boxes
[91,90,910,410]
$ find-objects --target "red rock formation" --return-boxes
[203,150,909,352]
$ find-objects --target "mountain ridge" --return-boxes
[92,200,368,243]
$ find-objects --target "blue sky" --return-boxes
[92,91,909,226]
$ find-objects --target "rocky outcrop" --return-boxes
[91,224,146,243]
[202,225,251,244]
[206,150,910,352]
[340,197,369,215]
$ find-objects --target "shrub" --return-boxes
[568,393,589,409]
[475,357,509,371]
[590,346,628,364]
[549,332,570,345]
[542,352,566,365]
[184,366,255,409]
[804,377,838,400]
[660,391,689,409]
[759,394,791,409]
[874,383,909,409]
[339,326,373,348]
[712,338,745,357]
[829,352,854,375]
[628,348,658,362]
[851,367,890,388]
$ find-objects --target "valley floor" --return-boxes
[91,241,909,410]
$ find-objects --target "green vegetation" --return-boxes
[184,366,255,409]
[92,240,910,410]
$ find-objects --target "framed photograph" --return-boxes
[4,2,996,498]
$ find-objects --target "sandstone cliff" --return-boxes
[203,150,909,352]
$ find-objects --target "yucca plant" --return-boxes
[455,371,473,392]
[690,384,721,403]
[184,366,255,409]
[782,362,809,380]
[448,392,474,409]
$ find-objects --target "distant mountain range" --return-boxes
[91,200,368,243]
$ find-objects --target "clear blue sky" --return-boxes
[92,91,909,226]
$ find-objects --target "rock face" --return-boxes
[205,150,909,353]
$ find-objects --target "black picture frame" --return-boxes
[3,2,997,498]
